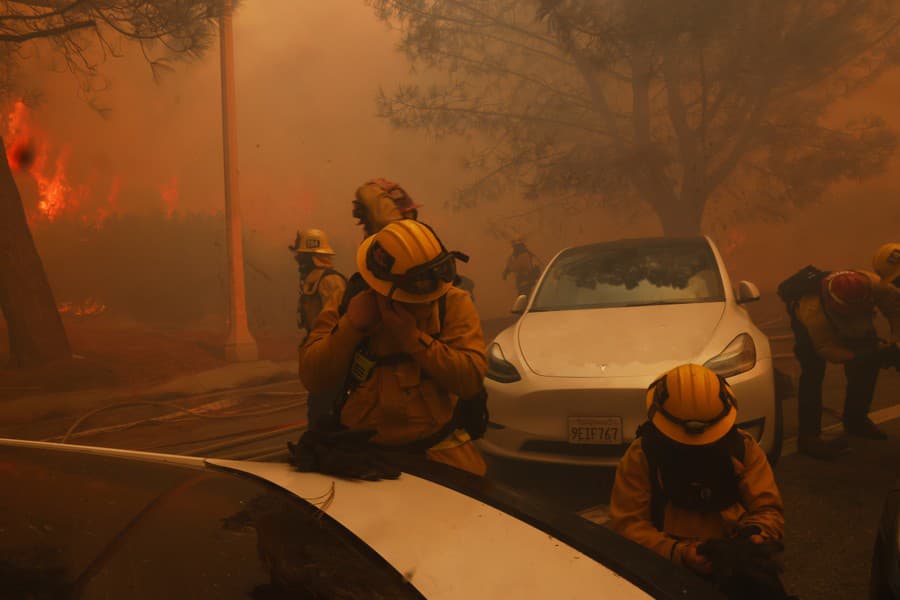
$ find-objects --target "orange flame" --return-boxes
[720,227,747,257]
[57,298,107,317]
[5,100,35,171]
[5,100,75,222]
[34,149,74,221]
[161,175,179,218]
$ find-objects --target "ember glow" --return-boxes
[161,176,179,218]
[57,298,108,318]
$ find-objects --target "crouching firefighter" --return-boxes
[609,364,790,600]
[778,268,896,460]
[291,219,489,478]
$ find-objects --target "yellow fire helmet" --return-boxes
[290,229,336,256]
[645,364,737,446]
[873,242,900,285]
[356,220,468,304]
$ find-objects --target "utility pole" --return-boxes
[220,0,258,362]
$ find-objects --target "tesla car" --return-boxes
[479,236,781,467]
[871,477,900,599]
[0,437,722,599]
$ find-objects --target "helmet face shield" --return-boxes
[365,240,465,298]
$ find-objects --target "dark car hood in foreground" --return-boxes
[0,444,421,599]
[0,441,723,600]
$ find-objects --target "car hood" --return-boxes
[518,302,726,378]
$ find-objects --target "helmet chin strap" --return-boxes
[386,285,397,309]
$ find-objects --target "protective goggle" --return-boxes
[647,374,736,436]
[365,224,469,299]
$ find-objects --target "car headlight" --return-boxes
[704,333,757,378]
[486,343,521,383]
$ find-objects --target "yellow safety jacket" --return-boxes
[608,430,784,567]
[793,271,895,363]
[298,287,488,475]
[298,266,346,332]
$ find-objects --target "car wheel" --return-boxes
[767,377,785,467]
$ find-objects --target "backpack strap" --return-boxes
[729,428,747,464]
[338,273,369,316]
[435,293,447,339]
[636,422,667,531]
[638,422,746,532]
[309,268,347,296]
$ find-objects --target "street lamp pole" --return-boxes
[219,0,257,362]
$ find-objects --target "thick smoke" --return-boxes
[11,0,900,331]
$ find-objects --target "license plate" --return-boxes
[568,417,622,445]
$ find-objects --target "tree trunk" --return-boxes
[0,136,70,368]
[653,194,705,237]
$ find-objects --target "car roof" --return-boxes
[0,438,721,600]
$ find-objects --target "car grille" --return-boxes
[519,440,627,458]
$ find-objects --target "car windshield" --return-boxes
[531,238,725,311]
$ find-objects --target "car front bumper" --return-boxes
[478,358,776,467]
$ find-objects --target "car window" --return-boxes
[531,238,725,311]
[0,446,423,600]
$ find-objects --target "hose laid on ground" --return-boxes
[174,421,307,457]
[55,399,306,444]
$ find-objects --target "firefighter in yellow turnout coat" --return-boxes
[289,229,346,337]
[298,220,488,475]
[609,365,784,578]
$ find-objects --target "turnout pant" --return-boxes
[790,318,880,437]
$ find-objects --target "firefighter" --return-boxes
[789,270,894,460]
[351,178,421,238]
[502,237,542,296]
[289,229,347,338]
[608,364,785,594]
[351,177,476,301]
[873,242,900,344]
[297,219,488,476]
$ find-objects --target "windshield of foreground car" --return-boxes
[531,238,726,311]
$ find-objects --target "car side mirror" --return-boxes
[736,280,761,304]
[511,294,528,314]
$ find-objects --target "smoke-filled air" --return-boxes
[1,2,899,599]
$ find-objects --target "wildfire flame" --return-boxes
[6,100,34,171]
[34,149,74,221]
[57,298,108,318]
[160,175,179,218]
[5,100,75,223]
[5,100,206,227]
[720,227,747,256]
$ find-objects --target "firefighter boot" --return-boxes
[844,418,888,440]
[798,435,847,461]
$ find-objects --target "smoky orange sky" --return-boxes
[12,0,900,320]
